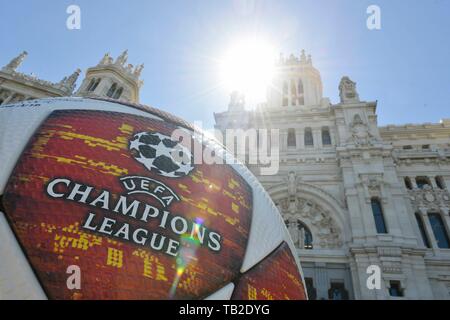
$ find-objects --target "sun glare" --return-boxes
[219,38,276,103]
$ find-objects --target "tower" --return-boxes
[76,50,144,103]
[266,50,325,109]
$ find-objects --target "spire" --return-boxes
[300,49,307,63]
[59,69,81,93]
[2,51,28,72]
[115,50,128,66]
[134,64,144,77]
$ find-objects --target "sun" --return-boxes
[219,38,276,103]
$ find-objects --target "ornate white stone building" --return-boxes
[1,50,449,299]
[0,50,143,105]
[214,51,450,300]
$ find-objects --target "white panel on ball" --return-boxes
[0,212,47,300]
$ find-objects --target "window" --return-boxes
[113,87,123,99]
[305,278,317,300]
[107,83,117,98]
[287,129,296,147]
[297,79,304,94]
[86,78,96,92]
[416,177,431,189]
[304,128,313,146]
[415,213,431,248]
[298,221,313,249]
[422,144,430,150]
[436,176,446,189]
[389,281,404,297]
[328,282,349,300]
[92,78,101,91]
[371,198,387,234]
[403,145,413,150]
[428,213,450,249]
[321,127,332,146]
[404,177,413,190]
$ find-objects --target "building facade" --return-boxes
[0,50,143,105]
[1,50,450,299]
[214,51,450,300]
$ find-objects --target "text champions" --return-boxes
[45,178,222,257]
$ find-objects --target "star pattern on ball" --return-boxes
[129,131,194,178]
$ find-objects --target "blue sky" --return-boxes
[1,0,449,128]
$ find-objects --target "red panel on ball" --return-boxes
[231,242,307,300]
[2,109,253,300]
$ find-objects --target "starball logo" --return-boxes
[44,130,222,258]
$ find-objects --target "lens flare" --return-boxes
[219,38,276,103]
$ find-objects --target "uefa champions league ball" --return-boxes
[0,97,307,300]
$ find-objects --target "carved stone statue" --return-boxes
[2,51,28,72]
[287,171,297,197]
[134,64,144,77]
[339,76,360,103]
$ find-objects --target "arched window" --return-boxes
[287,129,296,147]
[416,176,431,189]
[304,127,313,146]
[86,78,96,92]
[321,127,332,146]
[371,198,387,234]
[428,213,450,249]
[415,213,431,248]
[404,177,413,190]
[113,87,123,99]
[298,79,304,94]
[91,78,101,91]
[436,176,446,189]
[107,83,117,98]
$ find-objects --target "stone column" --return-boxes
[419,207,439,251]
[430,176,438,189]
[313,128,322,149]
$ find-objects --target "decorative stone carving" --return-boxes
[408,188,450,212]
[347,114,377,146]
[339,76,359,103]
[280,196,343,249]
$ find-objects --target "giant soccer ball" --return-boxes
[0,97,307,300]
